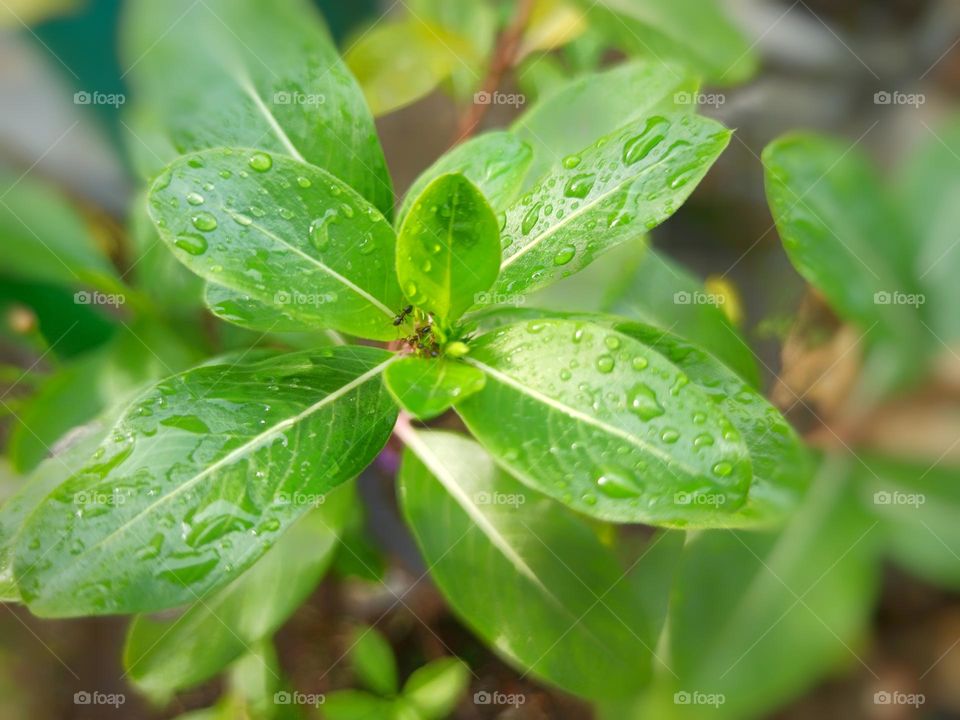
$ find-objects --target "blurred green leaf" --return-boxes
[401,657,469,720]
[322,690,397,720]
[397,174,500,324]
[349,626,398,697]
[384,357,486,420]
[122,0,393,216]
[398,429,666,699]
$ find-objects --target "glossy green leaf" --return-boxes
[122,0,393,215]
[853,454,960,590]
[345,18,475,117]
[148,148,405,341]
[384,357,485,420]
[457,318,751,525]
[763,133,928,382]
[402,658,469,720]
[571,0,757,84]
[512,59,699,186]
[0,169,121,293]
[493,113,730,299]
[397,429,663,699]
[895,116,960,343]
[350,626,398,696]
[203,282,313,334]
[397,132,533,227]
[657,455,880,720]
[124,486,350,700]
[14,347,398,617]
[610,320,813,524]
[607,248,761,388]
[397,174,500,323]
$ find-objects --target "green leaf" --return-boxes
[512,59,699,186]
[492,113,730,300]
[571,0,757,85]
[322,690,397,720]
[457,318,751,525]
[895,116,960,344]
[397,174,501,323]
[384,357,485,420]
[203,282,313,333]
[345,18,475,117]
[606,248,761,387]
[14,347,398,617]
[124,486,350,700]
[402,658,469,720]
[853,454,960,590]
[763,133,928,384]
[148,148,405,341]
[610,320,812,524]
[658,455,880,720]
[122,0,393,215]
[397,132,533,227]
[0,169,121,293]
[350,626,398,696]
[397,429,663,699]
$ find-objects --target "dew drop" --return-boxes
[595,465,643,499]
[248,152,273,172]
[713,461,734,477]
[186,191,204,206]
[553,245,576,266]
[174,233,208,255]
[190,212,218,232]
[562,154,582,169]
[627,383,664,420]
[564,173,595,199]
[596,355,615,373]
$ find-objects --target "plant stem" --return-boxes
[454,0,536,144]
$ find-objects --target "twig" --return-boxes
[453,0,536,144]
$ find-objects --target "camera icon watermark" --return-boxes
[473,90,526,108]
[74,691,126,708]
[274,690,325,707]
[674,290,725,306]
[873,290,925,308]
[274,91,326,106]
[874,90,925,108]
[674,91,726,108]
[473,690,526,707]
[74,290,126,307]
[873,490,925,508]
[74,90,126,108]
[674,690,725,707]
[874,690,925,707]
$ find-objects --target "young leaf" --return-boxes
[322,691,396,720]
[384,357,485,420]
[401,658,469,720]
[345,18,476,117]
[14,347,398,617]
[571,0,757,85]
[148,148,404,341]
[763,133,928,381]
[349,626,399,696]
[456,319,752,525]
[610,320,813,524]
[661,456,880,720]
[123,486,350,700]
[122,0,393,215]
[397,174,500,324]
[397,132,533,227]
[492,113,731,300]
[512,59,699,186]
[397,429,661,699]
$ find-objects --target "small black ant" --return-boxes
[392,305,413,326]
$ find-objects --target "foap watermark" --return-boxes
[674,91,726,108]
[74,691,126,708]
[474,90,526,108]
[274,90,326,106]
[873,490,925,508]
[474,290,526,306]
[674,290,724,307]
[473,690,526,707]
[74,90,126,108]
[274,691,325,707]
[74,489,127,507]
[873,290,925,308]
[474,491,526,508]
[874,690,925,707]
[674,491,727,508]
[274,290,335,307]
[874,90,925,108]
[674,690,725,708]
[275,491,326,507]
[75,290,126,307]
